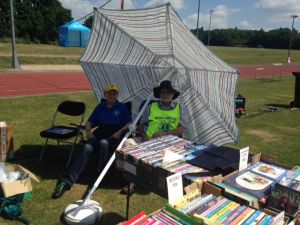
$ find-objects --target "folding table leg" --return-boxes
[125,182,131,220]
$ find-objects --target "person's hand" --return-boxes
[86,130,95,140]
[152,131,166,138]
[141,135,149,142]
[111,131,121,140]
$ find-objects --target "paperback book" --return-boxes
[248,162,288,182]
[222,171,273,198]
[268,183,300,217]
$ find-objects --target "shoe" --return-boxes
[51,181,71,199]
[120,182,135,195]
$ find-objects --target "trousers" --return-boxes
[63,137,119,185]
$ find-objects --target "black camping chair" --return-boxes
[235,95,246,117]
[39,100,86,167]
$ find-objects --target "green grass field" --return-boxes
[1,43,300,69]
[0,74,299,224]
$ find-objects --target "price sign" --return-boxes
[167,173,183,205]
[272,211,284,225]
[239,146,249,171]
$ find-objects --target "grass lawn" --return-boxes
[209,46,300,64]
[0,75,299,224]
[1,43,300,69]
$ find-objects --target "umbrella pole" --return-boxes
[82,93,154,204]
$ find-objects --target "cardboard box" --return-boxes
[163,181,222,225]
[0,122,14,161]
[1,164,39,197]
[252,153,293,170]
[209,153,294,209]
[115,151,156,188]
[263,208,291,225]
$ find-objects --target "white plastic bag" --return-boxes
[0,162,8,183]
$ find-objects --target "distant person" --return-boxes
[120,80,188,194]
[52,84,132,199]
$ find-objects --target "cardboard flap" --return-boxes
[16,164,40,182]
[261,153,278,163]
[203,181,221,196]
[184,182,201,194]
[252,153,261,164]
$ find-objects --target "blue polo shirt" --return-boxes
[88,99,131,127]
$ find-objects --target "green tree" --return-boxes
[84,15,93,29]
[0,0,71,43]
[0,0,11,38]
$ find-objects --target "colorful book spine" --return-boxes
[161,209,190,225]
[220,205,242,224]
[192,197,221,215]
[216,182,257,202]
[259,215,273,225]
[123,211,147,225]
[228,207,253,225]
[206,199,232,218]
[152,214,172,225]
[242,210,262,225]
[192,213,218,224]
[157,212,182,225]
[182,194,215,214]
[201,198,227,217]
[236,208,255,225]
[155,212,177,225]
[209,201,236,221]
[222,205,247,225]
[250,212,265,225]
[216,202,241,223]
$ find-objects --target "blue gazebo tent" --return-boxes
[58,20,91,47]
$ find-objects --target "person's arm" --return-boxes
[85,121,95,140]
[137,122,149,142]
[111,102,133,139]
[111,122,131,139]
[165,124,184,137]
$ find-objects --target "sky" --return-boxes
[58,0,300,31]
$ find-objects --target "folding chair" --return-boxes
[39,100,86,167]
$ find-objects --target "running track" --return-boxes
[0,64,299,98]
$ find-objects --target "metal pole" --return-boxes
[287,15,298,64]
[196,0,201,39]
[10,0,20,69]
[207,9,214,47]
[121,0,124,10]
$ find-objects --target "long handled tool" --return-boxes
[63,93,154,225]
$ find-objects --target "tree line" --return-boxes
[0,0,72,43]
[192,27,300,50]
[0,0,299,50]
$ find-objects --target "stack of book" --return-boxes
[279,166,300,191]
[222,170,274,199]
[122,210,194,225]
[268,182,300,218]
[221,162,290,200]
[173,193,275,225]
[249,162,289,184]
[118,135,194,166]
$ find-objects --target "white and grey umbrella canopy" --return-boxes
[80,3,240,146]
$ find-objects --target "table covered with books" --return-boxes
[115,135,300,225]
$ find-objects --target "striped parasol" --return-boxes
[80,3,239,146]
